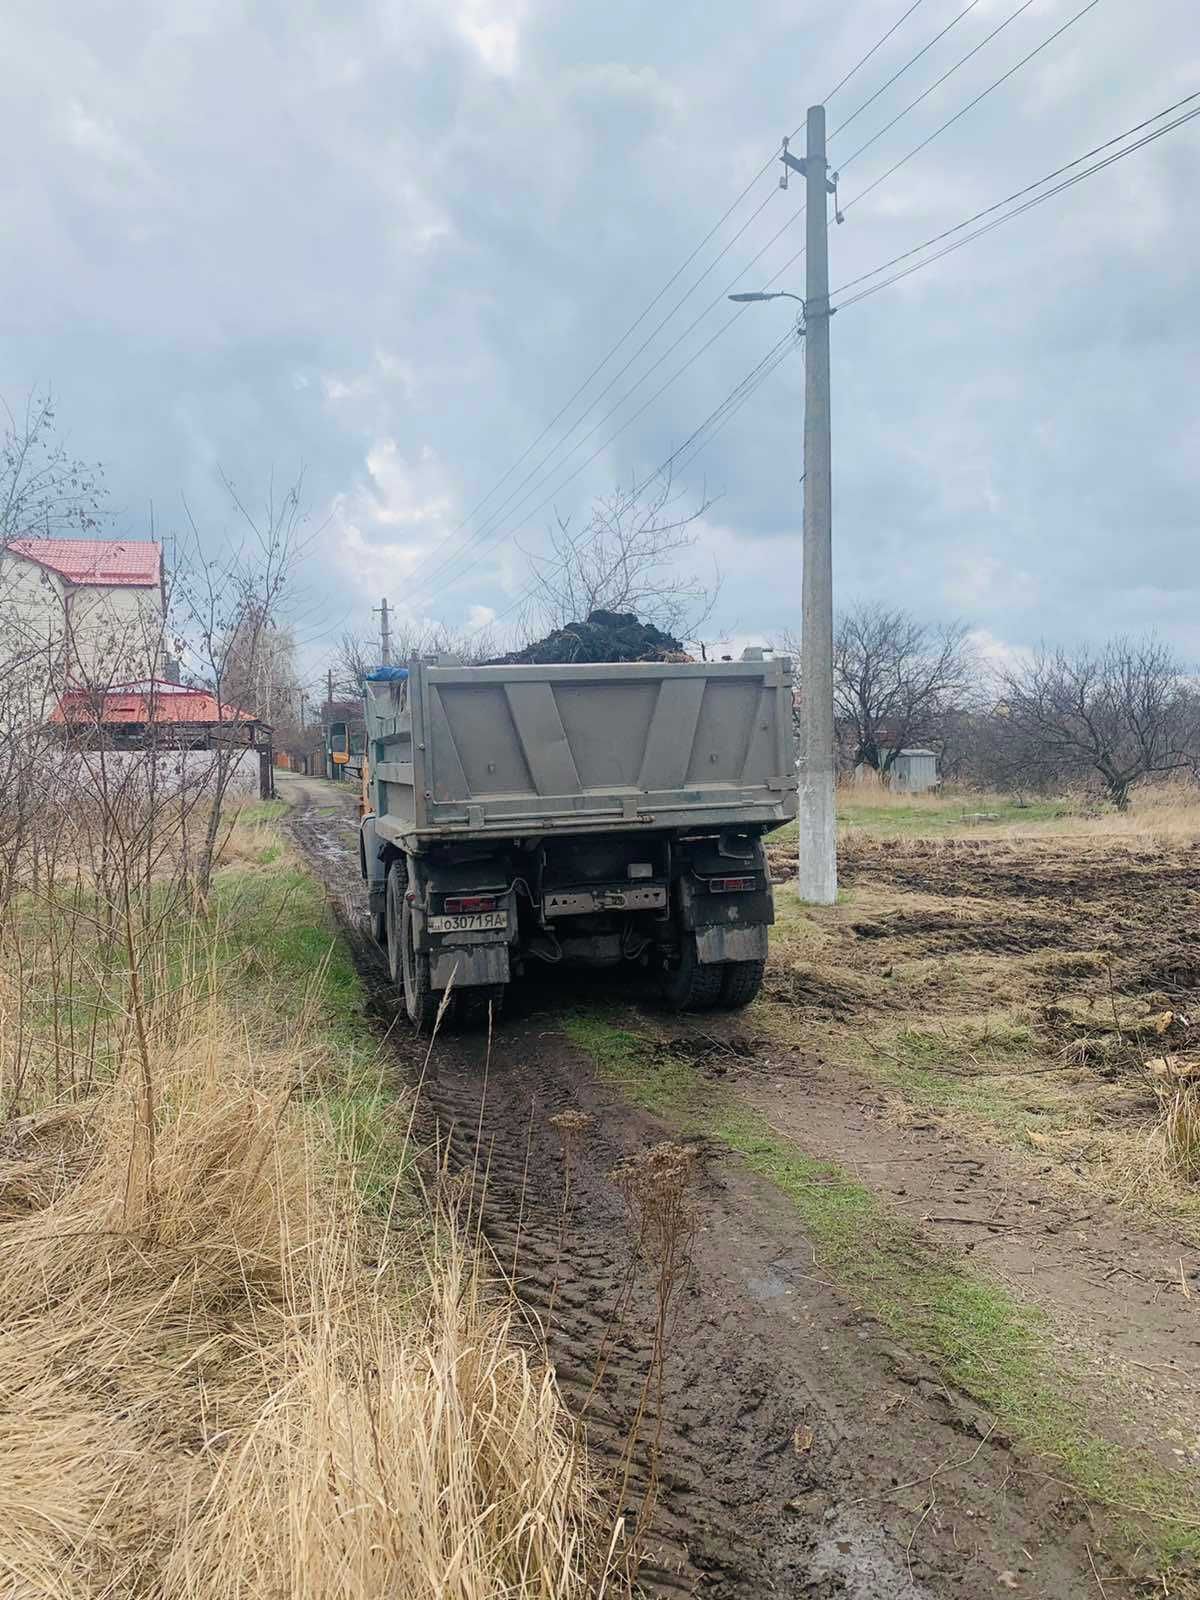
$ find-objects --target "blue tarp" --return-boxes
[364,666,409,682]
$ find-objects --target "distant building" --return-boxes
[855,748,940,793]
[52,679,273,799]
[0,538,166,690]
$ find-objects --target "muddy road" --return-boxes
[279,774,1139,1598]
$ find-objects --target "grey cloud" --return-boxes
[3,0,1198,669]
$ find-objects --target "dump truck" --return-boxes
[358,652,797,1027]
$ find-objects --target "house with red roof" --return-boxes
[49,680,273,799]
[0,537,167,689]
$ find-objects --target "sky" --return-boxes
[4,0,1198,679]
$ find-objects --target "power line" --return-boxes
[479,330,805,631]
[840,0,1105,213]
[420,157,783,568]
[831,90,1200,302]
[411,210,812,606]
[836,0,1038,171]
[829,0,985,141]
[400,187,780,594]
[415,258,806,615]
[409,2,960,600]
[824,0,931,105]
[832,95,1200,312]
[406,2,1005,618]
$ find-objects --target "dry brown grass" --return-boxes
[1145,1055,1200,1185]
[1004,778,1200,843]
[0,998,605,1599]
[762,820,1200,1235]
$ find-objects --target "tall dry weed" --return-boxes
[0,999,605,1598]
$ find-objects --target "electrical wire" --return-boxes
[832,95,1200,312]
[416,155,783,568]
[414,277,804,614]
[400,186,780,593]
[832,90,1200,303]
[480,330,805,631]
[829,0,985,141]
[840,0,1105,211]
[409,209,811,606]
[823,0,931,106]
[404,0,953,600]
[472,330,803,632]
[836,0,1038,172]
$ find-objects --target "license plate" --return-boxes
[428,911,508,933]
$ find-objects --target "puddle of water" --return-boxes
[810,1512,932,1599]
[747,1268,789,1301]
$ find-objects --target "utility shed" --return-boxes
[853,749,940,792]
[885,749,939,792]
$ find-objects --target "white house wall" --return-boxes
[0,551,166,694]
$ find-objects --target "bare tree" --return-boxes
[224,612,301,728]
[332,619,497,694]
[780,604,976,776]
[333,630,379,695]
[177,471,314,890]
[996,636,1200,810]
[1,390,106,546]
[520,473,719,641]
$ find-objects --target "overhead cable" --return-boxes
[833,95,1200,311]
[479,330,804,630]
[840,0,1105,212]
[411,213,812,606]
[829,0,985,141]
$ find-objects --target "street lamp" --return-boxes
[728,291,804,305]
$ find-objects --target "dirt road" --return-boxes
[278,773,1163,1598]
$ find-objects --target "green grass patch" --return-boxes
[232,798,291,825]
[855,1016,1078,1139]
[770,794,1070,843]
[566,1011,1200,1565]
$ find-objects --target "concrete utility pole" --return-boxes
[726,111,839,901]
[377,597,392,666]
[797,105,837,904]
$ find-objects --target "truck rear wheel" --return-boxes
[455,983,506,1030]
[385,863,405,986]
[401,896,440,1033]
[718,959,765,1009]
[660,936,724,1012]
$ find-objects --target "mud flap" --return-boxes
[695,925,769,964]
[430,944,510,990]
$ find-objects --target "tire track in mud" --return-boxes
[288,796,890,1594]
[284,781,1126,1600]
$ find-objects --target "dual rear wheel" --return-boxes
[385,863,439,1032]
[660,936,764,1014]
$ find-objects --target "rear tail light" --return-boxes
[443,894,499,914]
[710,876,755,893]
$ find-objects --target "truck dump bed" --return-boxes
[367,656,797,845]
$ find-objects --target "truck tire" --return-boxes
[385,863,405,987]
[660,936,724,1012]
[455,983,506,1030]
[718,959,765,1009]
[401,895,440,1033]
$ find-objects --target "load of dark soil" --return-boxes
[488,609,691,666]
